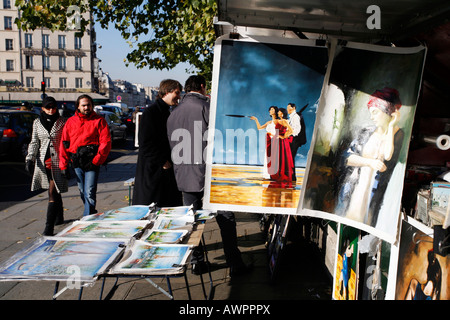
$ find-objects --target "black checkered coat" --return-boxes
[26,117,68,193]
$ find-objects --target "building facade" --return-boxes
[0,1,103,105]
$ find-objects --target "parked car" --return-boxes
[95,104,130,125]
[0,110,39,159]
[106,102,129,115]
[98,111,127,142]
[95,105,123,117]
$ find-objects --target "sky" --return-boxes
[94,23,193,88]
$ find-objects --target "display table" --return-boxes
[95,222,213,300]
[0,204,215,300]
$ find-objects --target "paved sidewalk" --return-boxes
[0,150,332,300]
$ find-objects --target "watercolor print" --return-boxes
[204,35,328,214]
[333,224,359,300]
[155,206,193,217]
[152,215,195,230]
[299,40,426,243]
[109,242,192,275]
[395,219,450,300]
[195,209,216,221]
[141,229,189,244]
[0,238,123,282]
[82,205,152,221]
[55,221,150,240]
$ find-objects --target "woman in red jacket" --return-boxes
[59,94,111,216]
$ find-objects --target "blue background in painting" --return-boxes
[213,40,327,168]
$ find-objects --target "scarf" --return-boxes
[39,111,60,133]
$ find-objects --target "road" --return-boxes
[0,134,136,212]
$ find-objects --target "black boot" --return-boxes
[54,195,65,225]
[43,202,57,236]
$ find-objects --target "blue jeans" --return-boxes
[74,167,100,216]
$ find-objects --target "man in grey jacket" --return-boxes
[167,75,209,209]
[167,75,251,277]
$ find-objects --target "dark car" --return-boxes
[98,111,127,142]
[0,110,39,159]
[95,105,124,118]
[125,106,146,133]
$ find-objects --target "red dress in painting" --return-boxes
[267,122,294,181]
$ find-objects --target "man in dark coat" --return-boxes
[132,79,183,207]
[167,75,251,277]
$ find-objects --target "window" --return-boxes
[75,78,83,88]
[58,35,66,49]
[44,77,50,88]
[75,57,82,70]
[25,55,33,69]
[5,39,13,50]
[74,36,82,49]
[4,16,12,30]
[24,34,33,48]
[6,60,14,71]
[59,78,67,88]
[108,113,121,124]
[3,0,11,9]
[42,34,49,48]
[26,77,34,88]
[43,56,50,70]
[58,56,66,70]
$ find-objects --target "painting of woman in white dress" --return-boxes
[250,106,294,181]
[336,87,404,226]
[300,41,426,242]
[250,106,279,179]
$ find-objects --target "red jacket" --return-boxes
[59,111,111,170]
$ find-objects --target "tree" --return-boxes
[15,0,218,81]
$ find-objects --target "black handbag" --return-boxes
[72,144,99,170]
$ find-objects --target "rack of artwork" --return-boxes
[0,204,216,300]
[202,34,449,300]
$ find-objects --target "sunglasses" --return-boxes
[43,105,57,110]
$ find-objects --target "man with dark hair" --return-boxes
[287,102,306,181]
[167,75,251,277]
[59,94,111,216]
[133,79,183,207]
[167,75,208,209]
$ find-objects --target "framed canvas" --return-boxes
[299,40,426,243]
[395,218,450,300]
[333,224,360,300]
[204,35,328,214]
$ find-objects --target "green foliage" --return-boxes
[15,0,218,81]
[15,0,90,36]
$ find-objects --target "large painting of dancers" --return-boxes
[204,36,328,213]
[299,40,426,242]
